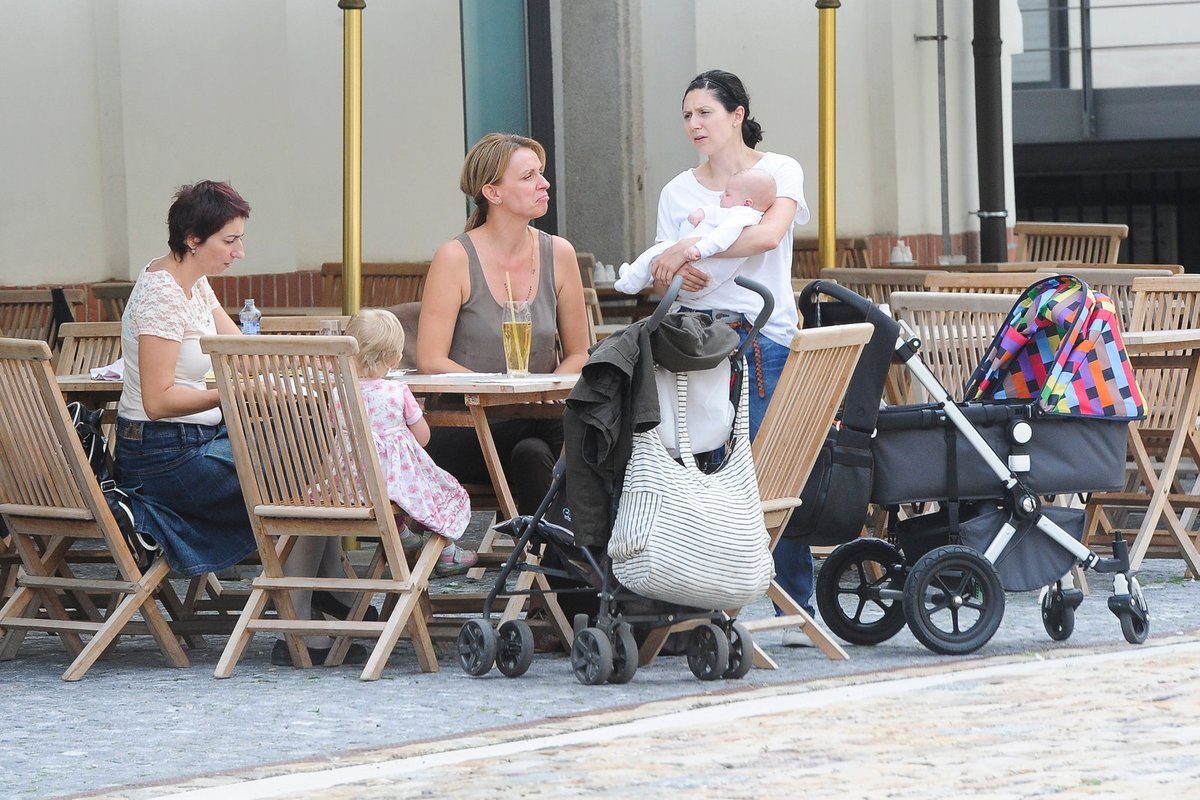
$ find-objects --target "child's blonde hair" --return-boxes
[345,308,405,376]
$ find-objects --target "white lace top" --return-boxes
[117,260,223,425]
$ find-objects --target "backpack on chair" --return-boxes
[66,401,158,570]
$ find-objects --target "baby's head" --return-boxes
[345,308,405,379]
[720,168,777,212]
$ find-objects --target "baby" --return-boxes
[614,167,777,301]
[344,309,478,577]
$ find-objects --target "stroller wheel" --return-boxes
[722,622,754,680]
[815,538,907,646]
[571,627,614,685]
[457,619,497,676]
[686,622,730,681]
[608,622,639,684]
[1040,585,1076,642]
[1112,576,1151,645]
[495,620,535,678]
[903,545,1004,656]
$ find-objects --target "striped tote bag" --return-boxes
[608,366,773,609]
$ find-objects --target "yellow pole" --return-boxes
[340,0,364,315]
[816,0,839,269]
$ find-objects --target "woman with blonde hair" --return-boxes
[417,133,588,513]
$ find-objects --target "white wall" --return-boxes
[0,0,465,286]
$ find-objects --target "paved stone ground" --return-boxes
[3,536,1197,800]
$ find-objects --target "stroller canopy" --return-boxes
[965,275,1145,419]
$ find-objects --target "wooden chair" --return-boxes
[924,272,1044,295]
[793,237,870,280]
[577,252,597,289]
[818,268,946,308]
[0,337,190,680]
[1013,221,1127,264]
[1084,276,1200,563]
[890,292,1017,403]
[54,322,123,376]
[582,288,604,344]
[321,262,429,308]
[0,288,86,349]
[90,281,135,321]
[260,315,352,335]
[203,334,443,680]
[638,322,875,668]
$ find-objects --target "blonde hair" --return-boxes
[345,308,405,377]
[460,132,547,231]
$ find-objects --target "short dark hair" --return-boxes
[166,180,251,258]
[684,69,764,148]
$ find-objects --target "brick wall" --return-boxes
[2,271,323,322]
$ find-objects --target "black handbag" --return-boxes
[66,402,158,569]
[784,424,874,547]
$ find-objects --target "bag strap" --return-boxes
[674,370,696,467]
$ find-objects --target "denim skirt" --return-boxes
[114,418,257,577]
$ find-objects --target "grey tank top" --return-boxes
[449,230,559,374]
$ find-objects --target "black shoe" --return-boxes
[271,639,370,667]
[312,591,380,622]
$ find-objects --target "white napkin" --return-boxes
[89,357,125,381]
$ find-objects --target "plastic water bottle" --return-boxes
[239,298,261,335]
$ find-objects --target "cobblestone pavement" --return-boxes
[3,552,1198,799]
[79,638,1200,800]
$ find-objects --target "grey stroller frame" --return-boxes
[455,275,777,683]
[800,281,1150,655]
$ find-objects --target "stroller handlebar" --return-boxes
[645,274,775,345]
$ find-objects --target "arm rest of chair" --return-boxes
[760,497,803,514]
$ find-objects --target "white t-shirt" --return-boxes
[656,151,809,347]
[117,261,223,425]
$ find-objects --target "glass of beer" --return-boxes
[502,300,532,376]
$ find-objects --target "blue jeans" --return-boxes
[114,418,256,576]
[688,313,815,617]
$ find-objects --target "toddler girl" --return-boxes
[345,309,477,576]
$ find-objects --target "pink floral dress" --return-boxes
[358,379,471,540]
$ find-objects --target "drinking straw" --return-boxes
[505,271,516,324]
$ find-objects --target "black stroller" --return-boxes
[796,276,1150,655]
[456,276,775,684]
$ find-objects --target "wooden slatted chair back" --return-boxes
[1128,276,1200,433]
[90,282,134,321]
[321,262,429,308]
[1013,221,1127,264]
[203,334,442,679]
[890,292,1017,403]
[0,337,187,680]
[0,288,86,348]
[55,322,123,375]
[924,272,1044,294]
[753,324,875,537]
[793,237,870,280]
[818,268,945,308]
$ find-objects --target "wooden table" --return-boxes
[1086,329,1200,575]
[592,285,661,322]
[888,261,1062,273]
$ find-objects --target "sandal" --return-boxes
[399,527,423,556]
[434,543,478,577]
